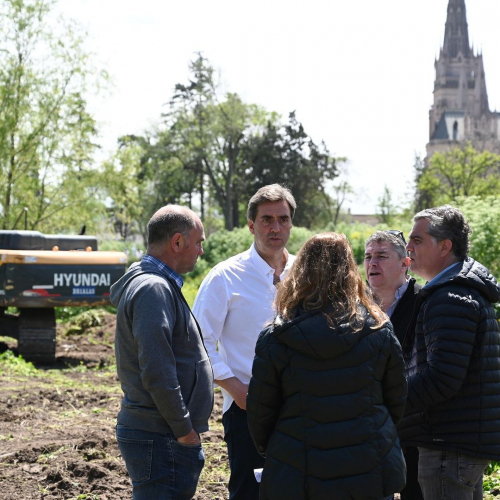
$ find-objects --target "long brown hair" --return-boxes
[275,232,386,331]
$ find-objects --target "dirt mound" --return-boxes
[0,311,229,499]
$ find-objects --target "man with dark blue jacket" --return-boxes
[111,205,214,500]
[365,230,423,500]
[402,205,500,500]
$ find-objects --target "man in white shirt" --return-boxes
[193,184,296,500]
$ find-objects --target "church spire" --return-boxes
[442,0,470,58]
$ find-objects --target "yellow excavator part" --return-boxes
[0,250,128,266]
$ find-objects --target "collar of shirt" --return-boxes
[423,261,463,289]
[142,254,184,289]
[387,277,410,318]
[249,243,292,283]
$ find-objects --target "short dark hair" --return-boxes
[413,205,471,260]
[147,206,196,247]
[365,231,407,260]
[247,184,297,222]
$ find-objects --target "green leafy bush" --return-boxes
[62,309,107,335]
[456,196,500,277]
[484,461,500,496]
[56,305,116,323]
[194,227,253,274]
[0,350,37,377]
[99,240,145,266]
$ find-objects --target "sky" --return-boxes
[55,0,500,214]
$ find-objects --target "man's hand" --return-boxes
[216,377,249,410]
[177,428,200,445]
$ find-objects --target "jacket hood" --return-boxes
[110,259,163,307]
[426,257,500,304]
[268,307,383,360]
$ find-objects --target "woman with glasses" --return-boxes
[247,232,407,500]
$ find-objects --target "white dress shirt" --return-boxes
[192,243,295,414]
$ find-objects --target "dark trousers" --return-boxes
[222,402,265,500]
[400,447,424,500]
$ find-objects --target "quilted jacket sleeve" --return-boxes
[247,329,284,456]
[406,286,480,412]
[382,326,408,424]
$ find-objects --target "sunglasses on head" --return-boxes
[386,230,407,246]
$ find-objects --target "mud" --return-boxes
[0,312,229,499]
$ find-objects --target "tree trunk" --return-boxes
[199,172,205,220]
[232,197,239,228]
[224,189,233,230]
[4,134,16,229]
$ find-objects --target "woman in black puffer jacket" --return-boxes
[247,233,407,500]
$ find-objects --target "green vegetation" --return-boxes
[56,306,116,324]
[456,196,500,278]
[484,462,500,499]
[415,144,500,210]
[0,0,108,233]
[0,350,37,376]
[62,310,108,334]
[103,54,344,240]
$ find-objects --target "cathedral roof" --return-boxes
[443,0,470,58]
[430,111,465,141]
[431,115,449,140]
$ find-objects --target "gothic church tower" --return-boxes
[426,0,500,158]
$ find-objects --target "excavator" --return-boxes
[0,230,127,363]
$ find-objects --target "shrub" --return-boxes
[456,196,500,277]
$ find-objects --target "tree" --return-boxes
[101,141,146,241]
[415,144,500,208]
[327,164,354,227]
[0,0,107,233]
[108,132,201,243]
[455,196,500,278]
[241,112,341,228]
[165,55,274,230]
[377,185,396,224]
[114,54,346,232]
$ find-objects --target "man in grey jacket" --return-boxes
[110,205,214,500]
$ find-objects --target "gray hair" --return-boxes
[413,205,471,260]
[365,231,407,260]
[147,205,196,247]
[247,184,297,222]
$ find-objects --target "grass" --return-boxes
[484,462,500,499]
[0,350,38,377]
[0,349,119,398]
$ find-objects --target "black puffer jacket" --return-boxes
[247,307,407,500]
[399,258,500,459]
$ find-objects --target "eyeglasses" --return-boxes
[386,230,407,246]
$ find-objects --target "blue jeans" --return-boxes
[222,402,265,500]
[418,447,489,500]
[116,424,205,500]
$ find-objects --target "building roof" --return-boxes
[443,0,470,58]
[431,115,449,140]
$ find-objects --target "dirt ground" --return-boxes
[2,311,494,499]
[0,311,229,500]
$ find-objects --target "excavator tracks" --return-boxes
[18,308,56,364]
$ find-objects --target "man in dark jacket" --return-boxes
[402,205,500,500]
[365,230,423,500]
[110,205,214,500]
